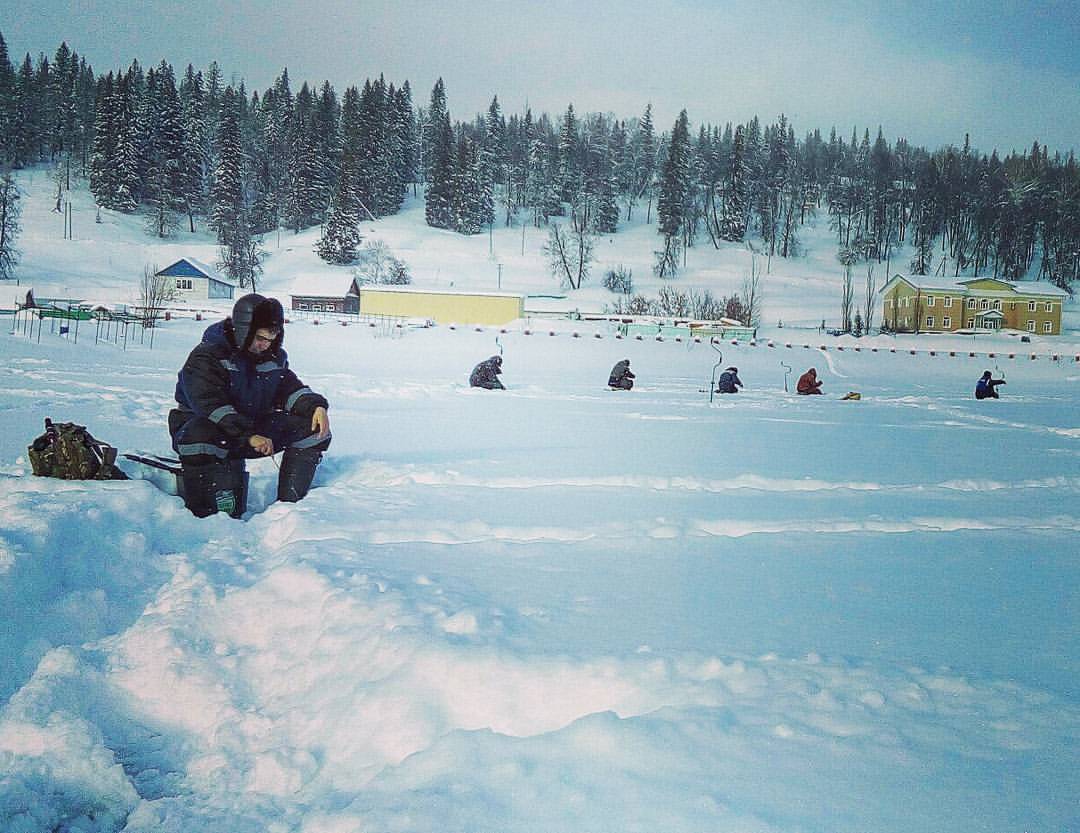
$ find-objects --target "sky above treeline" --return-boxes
[6,0,1079,157]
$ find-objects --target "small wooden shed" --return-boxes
[289,274,362,314]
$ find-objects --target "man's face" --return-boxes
[249,327,279,354]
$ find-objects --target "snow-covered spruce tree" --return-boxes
[112,66,142,212]
[503,110,528,222]
[143,61,186,238]
[608,119,632,225]
[450,134,484,235]
[317,153,362,264]
[425,110,454,229]
[12,54,39,168]
[555,104,579,206]
[655,110,691,278]
[179,64,209,232]
[312,81,340,210]
[88,71,117,206]
[48,42,76,162]
[0,33,17,164]
[353,78,382,218]
[603,265,633,295]
[867,126,894,261]
[375,78,404,216]
[480,95,505,228]
[244,90,274,234]
[632,103,657,223]
[385,256,411,285]
[283,84,325,233]
[587,120,619,233]
[210,86,245,246]
[594,173,620,234]
[423,78,447,185]
[523,117,550,226]
[0,170,21,279]
[390,81,416,203]
[317,85,362,264]
[264,69,294,232]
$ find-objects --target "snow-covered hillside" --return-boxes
[14,167,1078,338]
[1,171,1078,832]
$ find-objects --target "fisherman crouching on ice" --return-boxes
[169,293,331,518]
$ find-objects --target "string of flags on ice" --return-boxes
[323,316,1080,363]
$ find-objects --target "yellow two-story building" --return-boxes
[880,275,1068,335]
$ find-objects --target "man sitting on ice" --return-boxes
[170,293,331,518]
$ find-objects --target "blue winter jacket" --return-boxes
[174,320,328,440]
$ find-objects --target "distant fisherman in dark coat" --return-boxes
[609,359,635,390]
[797,367,823,395]
[716,366,743,393]
[975,370,1006,400]
[170,293,331,518]
[470,355,505,389]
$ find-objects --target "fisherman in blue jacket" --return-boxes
[716,366,743,394]
[975,370,1006,400]
[169,293,331,517]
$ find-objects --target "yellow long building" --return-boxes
[880,275,1068,335]
[358,286,525,326]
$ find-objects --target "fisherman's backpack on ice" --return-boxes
[27,418,128,480]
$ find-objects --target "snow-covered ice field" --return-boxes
[1,169,1078,831]
[2,318,1079,832]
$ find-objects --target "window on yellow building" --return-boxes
[1045,302,1053,312]
[926,296,935,307]
[1028,300,1037,311]
[1027,320,1036,332]
[943,297,953,308]
[926,316,934,328]
[967,298,976,309]
[980,299,989,309]
[943,316,951,328]
[1044,321,1052,333]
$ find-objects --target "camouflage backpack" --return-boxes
[28,418,128,481]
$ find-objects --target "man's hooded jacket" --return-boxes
[173,294,328,442]
[469,355,505,389]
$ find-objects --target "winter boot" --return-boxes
[180,459,247,519]
[277,447,322,503]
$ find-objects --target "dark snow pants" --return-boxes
[169,409,331,466]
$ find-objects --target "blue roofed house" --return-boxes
[156,258,236,302]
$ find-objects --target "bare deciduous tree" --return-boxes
[139,263,176,327]
[863,260,877,334]
[740,252,763,326]
[688,289,723,321]
[357,239,392,284]
[838,246,859,332]
[656,285,691,317]
[544,222,593,290]
[653,234,681,280]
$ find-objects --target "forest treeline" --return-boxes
[0,34,1077,292]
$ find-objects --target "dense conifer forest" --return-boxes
[0,34,1077,293]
